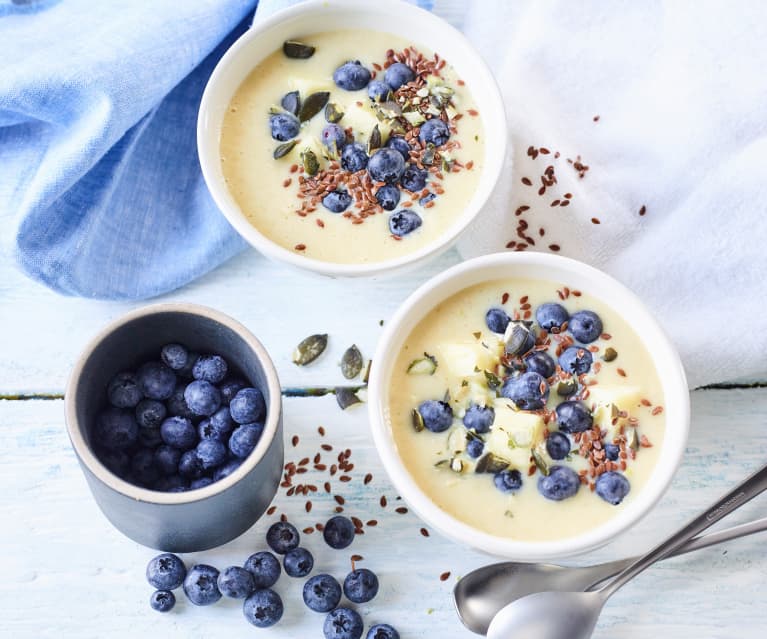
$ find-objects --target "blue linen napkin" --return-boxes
[0,0,439,300]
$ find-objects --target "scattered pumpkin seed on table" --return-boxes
[340,345,363,380]
[292,333,328,365]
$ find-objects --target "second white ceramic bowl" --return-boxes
[198,0,507,278]
[368,252,690,560]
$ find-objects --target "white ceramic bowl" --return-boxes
[198,0,506,278]
[368,252,690,560]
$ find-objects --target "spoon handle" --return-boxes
[599,461,767,599]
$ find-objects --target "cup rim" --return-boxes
[197,0,508,278]
[64,303,282,505]
[367,252,690,559]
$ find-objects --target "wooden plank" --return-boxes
[2,389,767,637]
[0,248,462,394]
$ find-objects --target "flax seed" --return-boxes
[380,495,388,507]
[294,243,306,251]
[549,244,561,252]
[364,473,373,485]
[395,506,408,514]
[266,505,276,516]
[321,444,333,451]
[420,527,430,537]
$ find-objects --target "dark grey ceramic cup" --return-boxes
[65,304,284,552]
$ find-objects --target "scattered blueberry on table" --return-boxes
[266,520,301,555]
[244,551,281,589]
[303,573,343,612]
[149,590,176,613]
[284,547,315,578]
[217,566,255,599]
[323,515,356,550]
[343,568,379,604]
[183,564,222,606]
[324,607,364,639]
[243,588,284,627]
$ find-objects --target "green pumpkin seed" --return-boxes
[273,140,298,160]
[475,453,510,474]
[367,124,382,154]
[324,102,344,123]
[341,344,363,380]
[441,157,453,173]
[434,459,450,468]
[299,91,330,122]
[301,148,319,176]
[602,347,618,362]
[281,90,301,116]
[484,370,502,390]
[412,408,425,432]
[362,360,372,384]
[292,333,327,365]
[283,40,316,59]
[335,387,362,410]
[532,448,550,476]
[556,379,578,397]
[421,143,436,165]
[407,352,437,375]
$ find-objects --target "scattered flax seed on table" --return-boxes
[439,571,451,582]
[639,205,647,216]
[420,527,430,538]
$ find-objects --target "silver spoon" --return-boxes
[455,516,767,635]
[486,462,767,639]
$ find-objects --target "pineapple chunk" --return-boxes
[451,375,494,410]
[587,385,642,414]
[437,340,503,378]
[484,402,545,469]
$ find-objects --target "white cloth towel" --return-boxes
[450,0,767,388]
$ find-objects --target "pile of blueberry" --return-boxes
[415,301,632,506]
[145,515,398,639]
[93,344,266,492]
[270,54,454,238]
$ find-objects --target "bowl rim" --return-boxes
[367,252,690,559]
[197,0,507,278]
[64,303,282,505]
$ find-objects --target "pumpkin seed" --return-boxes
[602,347,618,362]
[628,428,639,451]
[335,387,361,410]
[268,105,285,115]
[411,408,425,432]
[281,90,301,116]
[341,344,363,380]
[421,143,436,165]
[450,458,464,473]
[403,111,426,126]
[484,370,502,390]
[273,139,298,160]
[301,148,319,176]
[299,91,330,122]
[556,379,578,396]
[292,333,328,365]
[434,459,450,468]
[283,40,316,59]
[324,102,344,123]
[367,124,382,154]
[407,352,437,375]
[475,453,510,474]
[441,157,453,173]
[503,321,536,357]
[504,509,514,518]
[532,448,550,476]
[362,360,372,384]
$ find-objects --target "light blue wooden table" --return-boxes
[2,248,766,638]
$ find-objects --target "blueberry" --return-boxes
[161,343,189,371]
[333,60,371,91]
[367,79,391,102]
[485,308,510,334]
[419,192,436,206]
[136,362,176,400]
[463,404,494,433]
[595,471,631,505]
[213,459,241,481]
[160,416,197,449]
[178,449,204,479]
[269,112,300,141]
[107,372,143,408]
[198,407,233,441]
[418,399,453,432]
[545,431,571,460]
[183,564,221,606]
[244,551,281,589]
[229,423,264,458]
[568,310,603,344]
[524,351,556,378]
[98,449,129,476]
[219,377,247,405]
[154,475,188,492]
[176,351,199,380]
[535,303,569,331]
[322,124,347,153]
[400,163,427,191]
[386,136,411,161]
[284,547,314,578]
[217,566,255,599]
[537,465,580,501]
[166,385,196,419]
[184,380,221,417]
[558,346,593,375]
[341,142,369,172]
[135,399,167,429]
[500,372,549,410]
[192,355,228,384]
[197,438,227,469]
[605,444,620,461]
[230,387,266,424]
[466,438,484,458]
[303,573,342,613]
[131,448,160,485]
[94,408,138,451]
[555,401,593,433]
[343,568,378,603]
[190,476,214,490]
[324,607,364,639]
[323,515,355,549]
[322,190,353,213]
[243,588,284,628]
[388,209,422,236]
[493,469,523,493]
[149,590,175,613]
[384,62,415,90]
[266,521,300,555]
[368,148,405,184]
[137,425,163,449]
[419,118,450,146]
[146,553,186,590]
[366,624,400,639]
[375,184,400,210]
